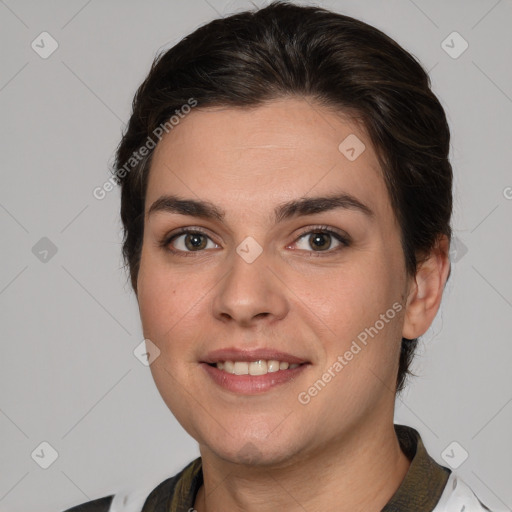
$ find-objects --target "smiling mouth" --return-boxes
[208,360,303,376]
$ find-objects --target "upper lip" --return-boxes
[202,348,308,365]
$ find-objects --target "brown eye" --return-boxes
[293,228,349,253]
[308,232,332,251]
[164,230,219,253]
[183,233,208,251]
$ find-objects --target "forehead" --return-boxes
[145,97,392,225]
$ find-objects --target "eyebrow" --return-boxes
[147,192,374,223]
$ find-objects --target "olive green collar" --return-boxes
[383,424,451,511]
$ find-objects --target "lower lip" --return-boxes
[201,363,309,394]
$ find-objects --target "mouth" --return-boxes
[200,348,310,394]
[207,359,302,375]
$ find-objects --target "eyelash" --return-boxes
[159,225,350,257]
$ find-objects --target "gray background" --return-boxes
[0,0,511,511]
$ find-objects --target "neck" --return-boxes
[193,420,411,512]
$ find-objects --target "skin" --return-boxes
[135,97,450,512]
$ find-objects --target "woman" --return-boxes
[63,2,491,510]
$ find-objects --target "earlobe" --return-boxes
[402,235,451,340]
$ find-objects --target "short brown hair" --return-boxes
[112,1,453,393]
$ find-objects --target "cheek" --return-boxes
[137,252,181,341]
[316,260,398,331]
[136,253,209,368]
[311,251,405,384]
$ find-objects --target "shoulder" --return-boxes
[61,495,113,512]
[433,473,493,511]
[61,458,202,512]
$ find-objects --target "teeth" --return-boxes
[234,362,249,375]
[267,360,280,373]
[249,360,267,376]
[214,359,302,375]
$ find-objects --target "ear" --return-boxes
[402,235,451,340]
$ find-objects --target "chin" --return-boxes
[211,441,298,468]
[198,423,310,469]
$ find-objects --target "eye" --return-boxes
[162,229,219,254]
[160,226,350,256]
[292,227,350,254]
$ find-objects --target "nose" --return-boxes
[211,246,289,328]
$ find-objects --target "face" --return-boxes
[136,98,411,467]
